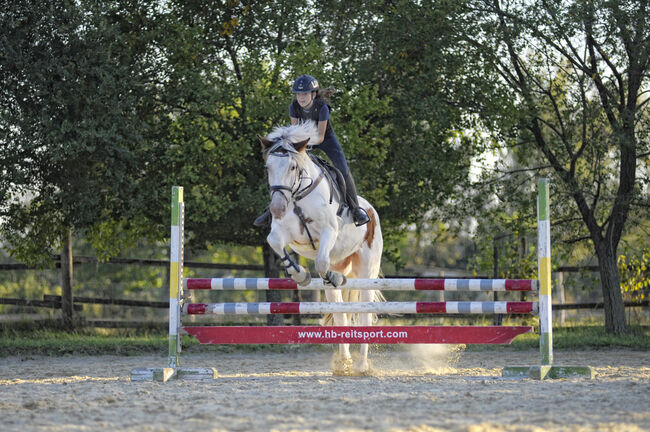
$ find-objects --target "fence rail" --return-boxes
[0,255,266,271]
[0,255,601,274]
[0,297,84,311]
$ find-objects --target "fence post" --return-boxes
[60,228,74,328]
[492,238,503,325]
[556,271,565,326]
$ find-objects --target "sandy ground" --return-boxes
[0,347,649,432]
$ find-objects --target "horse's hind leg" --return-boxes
[325,288,352,373]
[355,289,375,375]
[351,235,383,375]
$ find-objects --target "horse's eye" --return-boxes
[290,165,296,171]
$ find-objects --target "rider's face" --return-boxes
[296,92,314,109]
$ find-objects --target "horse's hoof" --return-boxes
[331,355,353,376]
[353,362,372,376]
[323,270,346,288]
[296,270,311,286]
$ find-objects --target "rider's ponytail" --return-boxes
[316,87,336,104]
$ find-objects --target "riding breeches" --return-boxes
[315,133,361,208]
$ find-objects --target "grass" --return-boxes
[467,324,650,351]
[1,321,648,357]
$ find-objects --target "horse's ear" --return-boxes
[292,138,310,152]
[258,135,274,150]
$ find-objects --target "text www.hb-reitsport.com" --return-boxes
[297,329,408,340]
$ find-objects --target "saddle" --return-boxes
[308,154,347,216]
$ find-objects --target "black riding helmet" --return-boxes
[292,75,319,93]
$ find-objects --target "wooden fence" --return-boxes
[1,255,646,328]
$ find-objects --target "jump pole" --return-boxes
[501,178,593,379]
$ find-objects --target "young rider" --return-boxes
[254,75,370,227]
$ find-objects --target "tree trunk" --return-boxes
[595,242,627,334]
[263,243,283,326]
[60,228,74,329]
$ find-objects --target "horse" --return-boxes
[258,122,383,375]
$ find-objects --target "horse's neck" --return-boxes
[294,157,336,208]
[299,158,323,187]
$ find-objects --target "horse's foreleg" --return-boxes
[279,250,311,286]
[315,227,345,287]
[266,230,310,286]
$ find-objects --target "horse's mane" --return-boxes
[263,122,320,169]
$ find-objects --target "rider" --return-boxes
[254,75,371,227]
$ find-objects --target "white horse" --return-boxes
[258,122,383,375]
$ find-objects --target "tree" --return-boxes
[0,1,169,324]
[1,1,170,259]
[156,0,396,255]
[456,0,650,333]
[317,0,481,229]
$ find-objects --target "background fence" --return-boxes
[1,255,648,328]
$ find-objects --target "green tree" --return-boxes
[1,0,169,262]
[157,1,395,254]
[0,1,171,324]
[318,0,481,229]
[456,0,650,333]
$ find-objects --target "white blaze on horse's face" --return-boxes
[266,151,297,220]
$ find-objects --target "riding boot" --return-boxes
[342,171,370,226]
[253,208,272,227]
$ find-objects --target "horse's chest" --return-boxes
[280,207,363,262]
[283,207,323,243]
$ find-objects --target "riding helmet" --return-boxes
[292,75,319,93]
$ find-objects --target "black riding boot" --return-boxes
[342,171,370,226]
[253,208,271,227]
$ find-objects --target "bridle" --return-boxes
[267,147,325,250]
[267,148,323,205]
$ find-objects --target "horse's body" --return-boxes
[259,123,383,374]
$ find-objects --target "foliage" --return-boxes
[0,0,169,264]
[0,1,502,263]
[318,0,482,228]
[450,0,650,333]
[619,248,650,302]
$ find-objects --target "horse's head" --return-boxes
[258,123,318,220]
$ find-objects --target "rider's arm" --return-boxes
[314,104,330,145]
[316,120,327,144]
[290,116,299,125]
